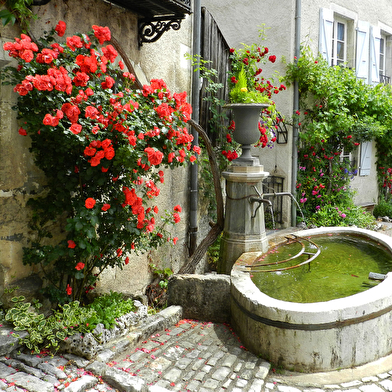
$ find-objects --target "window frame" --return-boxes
[380,36,386,77]
[340,146,358,177]
[332,18,347,66]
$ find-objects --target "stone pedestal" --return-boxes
[218,164,269,275]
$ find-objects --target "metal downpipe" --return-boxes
[291,0,301,226]
[189,0,201,256]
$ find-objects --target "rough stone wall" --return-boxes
[0,0,201,299]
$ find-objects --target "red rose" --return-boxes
[92,25,111,44]
[84,146,96,157]
[104,147,115,160]
[101,203,110,211]
[75,262,85,270]
[101,45,118,63]
[66,35,83,51]
[55,21,67,37]
[66,284,72,295]
[101,75,115,89]
[73,72,89,87]
[145,147,163,166]
[85,197,96,209]
[70,123,82,134]
[67,240,76,249]
[269,55,277,63]
[18,127,27,136]
[173,213,181,223]
[174,205,182,213]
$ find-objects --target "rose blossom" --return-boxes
[85,198,96,209]
[55,21,67,37]
[75,262,85,270]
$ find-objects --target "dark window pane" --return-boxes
[337,22,345,41]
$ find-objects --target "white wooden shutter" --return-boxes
[359,141,372,176]
[319,8,334,65]
[369,26,381,84]
[356,21,370,83]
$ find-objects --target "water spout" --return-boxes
[262,190,306,225]
[249,186,273,219]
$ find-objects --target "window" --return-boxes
[379,34,391,84]
[319,9,351,67]
[319,8,388,84]
[340,142,372,177]
[380,36,385,77]
[332,20,347,66]
[356,22,382,84]
[340,146,358,176]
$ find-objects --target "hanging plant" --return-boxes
[0,0,37,31]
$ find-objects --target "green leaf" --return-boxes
[0,10,16,26]
[78,240,87,249]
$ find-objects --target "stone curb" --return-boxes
[94,305,183,363]
[1,306,183,392]
[86,305,183,392]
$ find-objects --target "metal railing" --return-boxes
[380,74,391,85]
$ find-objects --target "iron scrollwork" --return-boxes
[139,17,184,46]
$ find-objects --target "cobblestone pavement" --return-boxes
[2,316,392,392]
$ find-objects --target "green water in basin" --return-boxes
[250,234,392,303]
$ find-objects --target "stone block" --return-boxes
[5,371,54,392]
[102,367,146,392]
[63,375,98,392]
[167,274,231,322]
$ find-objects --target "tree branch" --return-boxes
[178,119,224,274]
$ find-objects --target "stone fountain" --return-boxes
[215,104,392,372]
[217,103,271,274]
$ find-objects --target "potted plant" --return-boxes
[226,34,286,164]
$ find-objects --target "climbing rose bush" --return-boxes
[2,22,198,302]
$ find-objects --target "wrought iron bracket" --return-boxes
[138,16,185,47]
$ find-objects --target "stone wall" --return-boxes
[0,0,205,299]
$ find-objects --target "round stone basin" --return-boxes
[230,227,392,372]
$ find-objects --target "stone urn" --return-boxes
[225,103,269,165]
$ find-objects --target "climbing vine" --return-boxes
[285,46,392,225]
[2,22,197,303]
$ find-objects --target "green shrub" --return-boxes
[3,291,135,353]
[373,200,392,218]
[307,205,376,229]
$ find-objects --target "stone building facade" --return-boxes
[201,0,392,221]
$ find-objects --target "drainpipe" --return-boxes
[291,0,301,226]
[189,0,201,256]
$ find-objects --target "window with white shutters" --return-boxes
[319,8,334,65]
[356,21,370,83]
